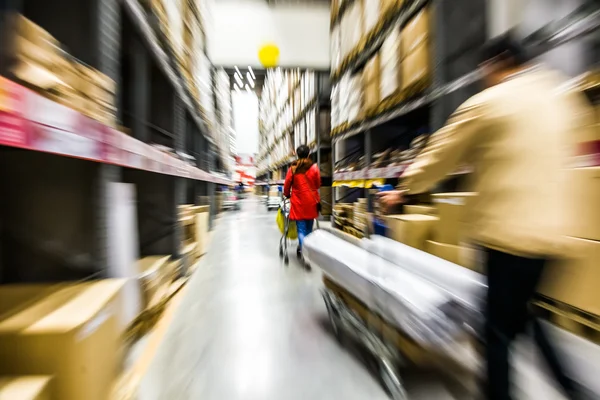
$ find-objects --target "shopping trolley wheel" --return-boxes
[284,254,289,265]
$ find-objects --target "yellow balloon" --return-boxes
[258,43,280,68]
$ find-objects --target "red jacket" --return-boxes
[284,159,321,221]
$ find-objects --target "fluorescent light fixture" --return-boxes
[248,66,256,80]
[246,71,254,84]
[234,66,242,76]
[234,73,243,87]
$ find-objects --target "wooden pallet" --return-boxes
[534,297,600,345]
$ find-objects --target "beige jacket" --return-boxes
[401,66,594,257]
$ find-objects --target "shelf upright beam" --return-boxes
[130,35,150,143]
[331,139,336,224]
[172,95,186,259]
[364,129,373,213]
[95,0,122,274]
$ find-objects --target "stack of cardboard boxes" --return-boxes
[383,192,478,270]
[363,53,381,116]
[178,204,210,270]
[426,193,478,271]
[0,280,126,400]
[9,15,117,128]
[136,255,176,310]
[538,110,600,316]
[401,6,431,95]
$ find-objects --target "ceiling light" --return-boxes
[234,74,243,87]
[234,66,242,76]
[248,66,256,80]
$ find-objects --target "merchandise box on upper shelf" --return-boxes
[8,14,118,129]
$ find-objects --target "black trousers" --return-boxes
[484,248,576,400]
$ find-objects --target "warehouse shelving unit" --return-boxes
[256,70,333,213]
[0,0,233,283]
[330,0,600,223]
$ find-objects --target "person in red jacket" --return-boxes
[284,145,321,262]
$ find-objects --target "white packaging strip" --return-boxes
[303,230,479,346]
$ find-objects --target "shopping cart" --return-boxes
[277,197,295,265]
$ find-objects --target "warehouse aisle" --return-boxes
[137,196,600,400]
[136,196,463,399]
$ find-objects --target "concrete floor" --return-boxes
[138,197,600,400]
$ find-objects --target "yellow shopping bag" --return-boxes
[276,208,298,239]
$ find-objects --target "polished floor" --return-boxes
[138,197,600,400]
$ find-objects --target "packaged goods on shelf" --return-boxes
[564,167,600,241]
[401,6,431,94]
[384,214,439,251]
[0,376,52,400]
[164,0,185,62]
[331,26,342,73]
[404,205,436,215]
[401,41,430,94]
[306,109,317,146]
[340,0,364,61]
[380,26,402,102]
[363,53,381,115]
[362,0,381,40]
[401,6,430,56]
[347,73,364,123]
[381,0,403,18]
[431,192,477,245]
[353,199,368,230]
[136,256,174,309]
[426,240,478,272]
[195,54,216,130]
[0,280,125,400]
[331,83,342,131]
[538,237,600,316]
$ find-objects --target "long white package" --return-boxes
[304,230,480,346]
[365,235,486,311]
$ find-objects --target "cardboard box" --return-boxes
[426,240,478,272]
[401,6,430,56]
[401,41,430,91]
[431,192,477,245]
[404,205,436,216]
[363,53,381,113]
[538,237,600,316]
[0,280,125,400]
[384,214,438,251]
[195,210,210,256]
[564,167,600,241]
[380,0,403,17]
[136,256,172,308]
[362,0,380,37]
[379,26,401,100]
[0,376,52,400]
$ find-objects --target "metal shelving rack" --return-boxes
[256,70,332,189]
[330,0,600,219]
[0,0,232,283]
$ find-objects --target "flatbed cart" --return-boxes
[321,276,479,400]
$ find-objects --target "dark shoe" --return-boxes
[567,382,597,400]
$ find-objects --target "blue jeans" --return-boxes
[296,220,314,251]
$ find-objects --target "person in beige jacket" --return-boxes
[380,34,594,399]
